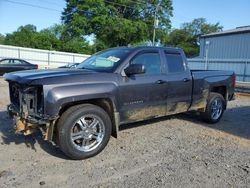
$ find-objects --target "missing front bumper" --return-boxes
[7,104,58,141]
[14,116,37,136]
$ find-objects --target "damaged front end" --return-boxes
[7,81,57,141]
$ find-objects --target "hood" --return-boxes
[3,68,97,85]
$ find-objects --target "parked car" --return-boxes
[0,58,38,76]
[4,46,235,159]
[58,63,80,68]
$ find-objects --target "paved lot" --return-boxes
[0,78,250,187]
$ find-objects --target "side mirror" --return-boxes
[124,64,145,76]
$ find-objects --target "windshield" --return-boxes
[77,48,132,72]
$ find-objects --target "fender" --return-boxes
[43,82,119,118]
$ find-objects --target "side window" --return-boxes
[0,59,11,64]
[131,52,161,75]
[13,60,25,64]
[165,53,185,73]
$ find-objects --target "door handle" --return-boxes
[183,78,191,82]
[155,80,166,84]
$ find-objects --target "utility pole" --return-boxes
[152,4,159,46]
[205,40,210,70]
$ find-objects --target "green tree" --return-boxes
[181,18,223,44]
[0,34,5,44]
[165,29,198,57]
[34,29,61,50]
[4,24,37,48]
[62,0,173,49]
[45,24,93,54]
[2,24,93,54]
[164,18,223,57]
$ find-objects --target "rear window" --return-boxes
[13,60,26,64]
[165,53,185,73]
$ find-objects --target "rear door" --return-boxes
[118,50,168,123]
[163,50,192,115]
[12,59,30,71]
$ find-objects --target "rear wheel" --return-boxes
[201,92,225,123]
[57,104,112,160]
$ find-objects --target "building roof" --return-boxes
[201,26,250,38]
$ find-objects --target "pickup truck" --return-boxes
[4,46,235,159]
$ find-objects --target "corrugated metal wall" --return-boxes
[188,58,250,82]
[199,33,250,59]
[190,32,250,82]
[0,44,90,68]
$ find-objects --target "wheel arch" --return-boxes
[58,98,119,138]
[210,85,228,101]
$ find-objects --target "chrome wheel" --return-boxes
[71,115,105,152]
[210,98,223,120]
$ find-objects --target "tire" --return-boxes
[201,92,226,124]
[57,104,112,160]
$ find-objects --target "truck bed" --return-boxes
[191,69,234,76]
[189,70,235,111]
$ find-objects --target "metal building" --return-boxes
[188,26,250,82]
[199,26,250,59]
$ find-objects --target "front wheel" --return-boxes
[201,92,226,123]
[57,104,112,160]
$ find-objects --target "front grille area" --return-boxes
[9,82,21,111]
[9,81,43,116]
[21,87,38,114]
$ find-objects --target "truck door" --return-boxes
[118,50,168,123]
[163,50,192,115]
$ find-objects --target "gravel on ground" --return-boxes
[0,79,249,188]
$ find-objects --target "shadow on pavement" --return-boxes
[0,105,249,159]
[0,111,69,160]
[179,106,250,140]
[120,106,250,140]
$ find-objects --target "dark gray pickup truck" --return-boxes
[4,46,235,159]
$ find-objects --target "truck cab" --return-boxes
[117,47,192,123]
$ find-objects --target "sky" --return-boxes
[0,0,250,35]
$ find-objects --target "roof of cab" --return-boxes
[110,46,182,52]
